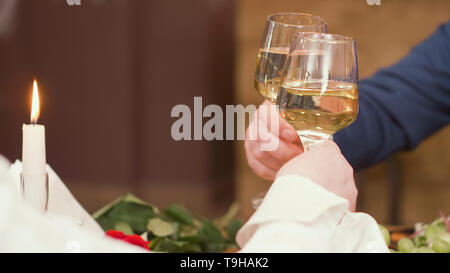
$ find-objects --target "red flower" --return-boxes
[106,230,126,239]
[124,235,150,250]
[106,230,150,251]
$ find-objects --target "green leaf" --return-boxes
[164,204,193,225]
[92,194,158,234]
[197,219,226,252]
[179,235,202,244]
[97,201,155,234]
[179,225,198,236]
[123,194,157,210]
[425,223,447,241]
[115,222,133,235]
[204,242,226,253]
[147,218,175,237]
[199,220,225,243]
[179,225,202,243]
[157,238,189,253]
[378,225,390,246]
[413,235,428,247]
[112,203,154,233]
[92,195,124,219]
[227,219,243,243]
[183,243,203,253]
[95,216,119,231]
[171,222,182,240]
[149,237,164,250]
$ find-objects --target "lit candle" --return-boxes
[21,79,48,212]
[22,80,46,175]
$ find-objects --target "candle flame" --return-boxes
[31,80,40,124]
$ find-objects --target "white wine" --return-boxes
[278,80,358,136]
[255,48,324,101]
[254,47,289,101]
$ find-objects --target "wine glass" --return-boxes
[254,13,327,102]
[277,32,359,151]
[251,14,327,210]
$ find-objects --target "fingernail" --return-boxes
[281,129,299,142]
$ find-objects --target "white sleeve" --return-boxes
[237,175,389,253]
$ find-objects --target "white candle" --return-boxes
[22,80,46,175]
[21,80,48,212]
[22,124,46,175]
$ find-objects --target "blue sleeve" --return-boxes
[334,22,450,170]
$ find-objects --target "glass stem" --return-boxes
[297,130,333,151]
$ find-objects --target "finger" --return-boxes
[269,138,304,163]
[249,104,296,143]
[246,137,284,170]
[247,109,303,169]
[246,125,283,170]
[260,100,300,143]
[245,140,277,181]
[255,119,303,163]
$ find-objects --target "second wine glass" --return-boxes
[277,32,359,150]
[254,13,327,102]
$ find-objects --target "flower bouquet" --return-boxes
[93,193,243,253]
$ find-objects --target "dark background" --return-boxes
[0,0,235,216]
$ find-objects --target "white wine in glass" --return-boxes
[277,33,359,150]
[255,47,289,101]
[279,80,358,146]
[254,13,327,102]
